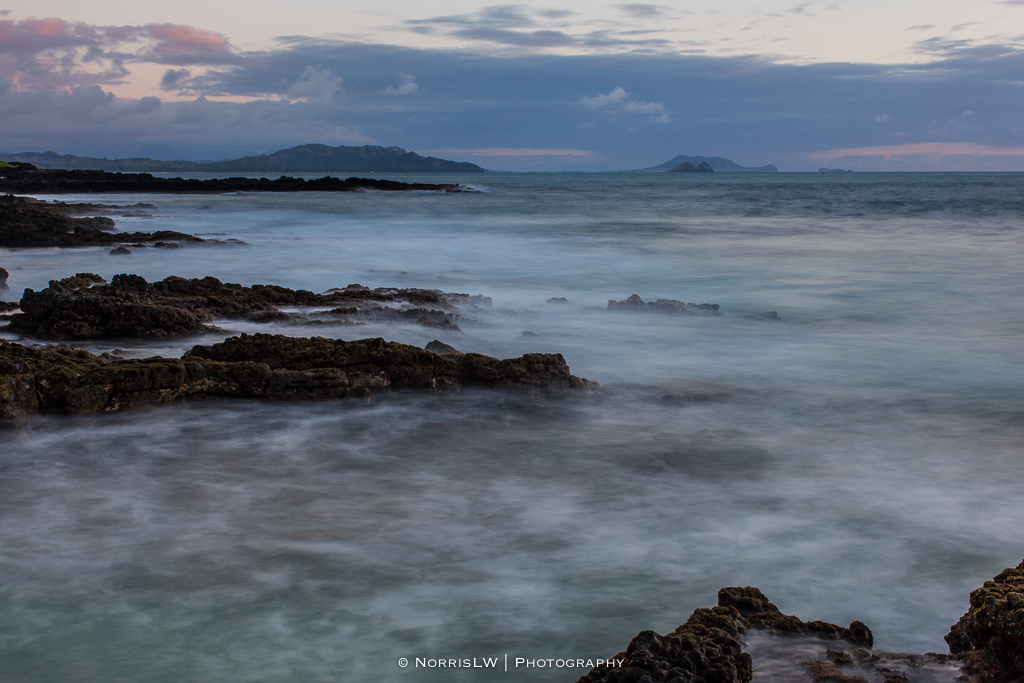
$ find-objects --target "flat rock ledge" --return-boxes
[0,333,594,428]
[8,273,478,340]
[578,560,1024,683]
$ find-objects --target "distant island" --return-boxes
[667,161,715,173]
[642,155,778,173]
[818,167,854,173]
[0,144,486,174]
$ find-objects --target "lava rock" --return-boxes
[576,586,872,683]
[0,266,8,294]
[109,246,132,255]
[0,195,205,248]
[425,340,459,355]
[0,164,475,195]
[9,273,472,340]
[946,559,1024,683]
[0,333,595,428]
[608,294,720,314]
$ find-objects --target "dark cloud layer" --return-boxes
[2,15,1024,170]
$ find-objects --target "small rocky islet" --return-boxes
[575,560,1024,683]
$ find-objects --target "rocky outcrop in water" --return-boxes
[0,195,205,248]
[576,586,871,683]
[0,162,475,194]
[608,294,720,314]
[0,333,594,428]
[946,559,1024,683]
[0,266,8,293]
[8,274,473,340]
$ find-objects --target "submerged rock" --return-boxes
[608,294,720,315]
[109,246,131,256]
[946,559,1024,683]
[0,333,594,428]
[8,273,471,340]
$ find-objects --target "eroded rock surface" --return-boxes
[946,559,1024,683]
[8,273,474,340]
[608,294,720,315]
[576,586,871,683]
[0,333,594,428]
[0,195,205,248]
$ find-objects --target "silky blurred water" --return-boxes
[1,172,1023,682]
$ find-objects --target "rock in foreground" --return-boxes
[576,586,871,683]
[0,333,594,428]
[946,559,1024,683]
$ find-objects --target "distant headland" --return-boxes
[641,155,778,173]
[0,144,486,174]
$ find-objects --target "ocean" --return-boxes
[2,172,1023,682]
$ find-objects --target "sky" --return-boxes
[2,1,1024,171]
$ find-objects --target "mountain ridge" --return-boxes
[0,144,486,174]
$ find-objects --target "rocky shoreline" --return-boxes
[0,194,212,248]
[0,161,475,194]
[7,273,478,339]
[0,333,594,429]
[574,559,1024,683]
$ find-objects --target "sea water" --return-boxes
[1,172,1022,682]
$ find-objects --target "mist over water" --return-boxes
[2,173,1023,681]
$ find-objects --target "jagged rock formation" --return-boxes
[8,274,476,340]
[0,144,486,173]
[946,559,1024,683]
[0,162,476,194]
[608,294,720,314]
[667,161,715,173]
[0,333,594,428]
[576,586,871,683]
[0,266,8,293]
[0,195,205,248]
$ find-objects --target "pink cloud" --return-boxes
[0,15,236,93]
[813,142,1024,159]
[142,23,234,61]
[0,16,101,56]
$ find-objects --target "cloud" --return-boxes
[423,147,591,156]
[812,142,1024,171]
[160,68,190,90]
[578,86,668,122]
[579,85,628,108]
[875,114,892,122]
[285,65,342,101]
[384,73,418,95]
[0,15,237,93]
[6,14,1024,169]
[615,4,669,18]
[403,4,673,52]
